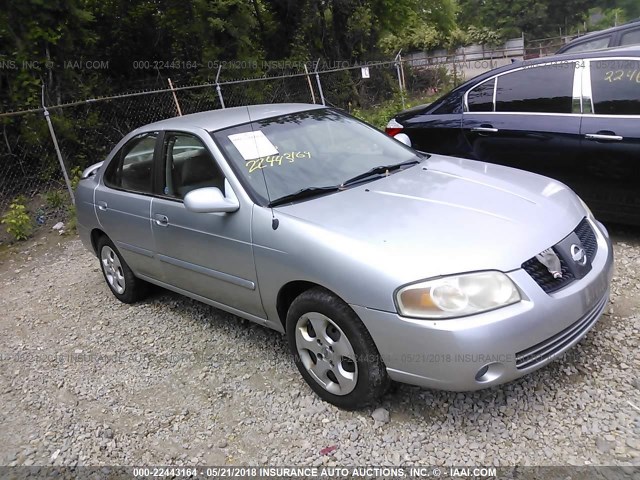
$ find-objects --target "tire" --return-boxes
[286,287,389,410]
[97,236,148,304]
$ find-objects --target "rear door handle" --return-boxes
[585,133,623,141]
[97,201,108,211]
[154,214,169,226]
[471,126,499,134]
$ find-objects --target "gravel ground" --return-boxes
[0,228,639,468]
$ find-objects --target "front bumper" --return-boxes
[352,218,614,391]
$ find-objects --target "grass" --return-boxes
[351,93,444,130]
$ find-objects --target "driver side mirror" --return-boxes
[184,187,239,213]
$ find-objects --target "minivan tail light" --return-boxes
[385,118,403,137]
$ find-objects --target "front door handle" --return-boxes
[585,133,623,142]
[97,201,108,211]
[471,126,499,134]
[154,214,169,226]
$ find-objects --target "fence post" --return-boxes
[394,51,405,109]
[215,66,226,109]
[41,85,75,205]
[303,64,316,104]
[168,78,183,116]
[313,59,326,106]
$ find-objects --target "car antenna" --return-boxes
[246,106,279,230]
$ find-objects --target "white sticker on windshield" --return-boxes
[228,131,279,160]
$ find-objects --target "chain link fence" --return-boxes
[0,56,452,241]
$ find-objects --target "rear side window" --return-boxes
[495,63,576,114]
[590,59,640,115]
[467,78,495,112]
[562,36,611,54]
[620,29,640,47]
[104,133,157,193]
[430,90,464,114]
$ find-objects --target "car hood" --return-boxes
[275,155,586,279]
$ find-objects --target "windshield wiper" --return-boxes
[340,158,421,187]
[268,186,341,207]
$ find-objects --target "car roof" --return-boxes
[139,103,326,133]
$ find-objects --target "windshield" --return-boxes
[211,108,420,205]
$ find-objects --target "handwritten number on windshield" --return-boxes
[245,152,312,173]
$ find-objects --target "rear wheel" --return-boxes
[97,236,148,303]
[286,287,389,410]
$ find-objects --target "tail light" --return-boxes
[385,118,403,137]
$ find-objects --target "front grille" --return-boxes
[575,217,597,261]
[515,293,607,370]
[522,256,575,294]
[522,218,598,294]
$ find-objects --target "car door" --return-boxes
[461,61,583,182]
[150,131,265,318]
[94,131,162,279]
[579,57,640,224]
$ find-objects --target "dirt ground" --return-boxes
[0,223,638,468]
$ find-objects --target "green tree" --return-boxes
[457,0,597,39]
[0,0,94,109]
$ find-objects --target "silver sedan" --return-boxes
[76,104,613,410]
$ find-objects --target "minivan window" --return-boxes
[590,59,640,115]
[467,78,495,112]
[620,29,640,47]
[562,36,611,54]
[495,63,576,114]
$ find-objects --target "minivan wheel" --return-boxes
[97,236,148,303]
[286,287,389,410]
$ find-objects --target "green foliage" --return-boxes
[70,166,83,190]
[592,8,627,30]
[352,91,445,129]
[1,200,33,241]
[457,0,596,39]
[45,189,66,209]
[466,26,502,47]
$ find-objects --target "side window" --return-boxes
[562,36,611,54]
[104,133,157,193]
[495,63,576,114]
[467,78,495,112]
[620,29,640,47]
[163,133,225,199]
[590,59,640,115]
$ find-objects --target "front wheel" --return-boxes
[286,287,389,410]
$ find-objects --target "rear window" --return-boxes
[590,59,640,115]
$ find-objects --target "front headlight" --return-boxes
[395,271,521,319]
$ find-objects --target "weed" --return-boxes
[1,199,33,241]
